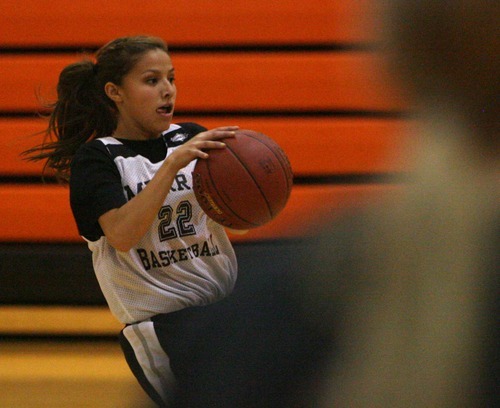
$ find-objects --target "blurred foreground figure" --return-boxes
[178,1,498,407]
[309,1,499,406]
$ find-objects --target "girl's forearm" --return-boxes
[98,159,179,251]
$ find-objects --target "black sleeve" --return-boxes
[69,140,127,241]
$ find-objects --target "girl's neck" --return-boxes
[112,122,162,141]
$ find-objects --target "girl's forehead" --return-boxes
[133,49,173,72]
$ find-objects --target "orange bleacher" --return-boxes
[1,116,412,177]
[0,0,409,245]
[0,0,381,46]
[0,52,403,112]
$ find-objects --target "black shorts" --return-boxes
[119,298,235,407]
[119,276,333,407]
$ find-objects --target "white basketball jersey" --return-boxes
[86,125,237,324]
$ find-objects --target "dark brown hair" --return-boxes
[23,35,169,182]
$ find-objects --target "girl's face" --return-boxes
[106,49,176,140]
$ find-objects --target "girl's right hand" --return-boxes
[166,126,238,170]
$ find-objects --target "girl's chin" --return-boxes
[157,117,173,130]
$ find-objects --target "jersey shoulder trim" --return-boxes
[162,122,207,146]
[98,136,123,146]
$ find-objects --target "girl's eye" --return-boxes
[169,77,175,84]
[146,78,158,85]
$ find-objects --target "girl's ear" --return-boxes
[104,82,123,103]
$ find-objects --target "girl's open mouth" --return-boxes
[157,104,173,115]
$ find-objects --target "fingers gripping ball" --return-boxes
[193,129,293,230]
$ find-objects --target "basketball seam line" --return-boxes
[239,131,293,215]
[206,153,261,227]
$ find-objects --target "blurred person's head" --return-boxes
[383,0,499,152]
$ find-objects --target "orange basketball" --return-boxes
[193,129,293,230]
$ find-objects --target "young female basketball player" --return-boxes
[24,35,240,406]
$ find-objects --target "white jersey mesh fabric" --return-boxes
[86,127,237,324]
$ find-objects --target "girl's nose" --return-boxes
[162,79,174,97]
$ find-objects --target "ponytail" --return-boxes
[23,59,116,182]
